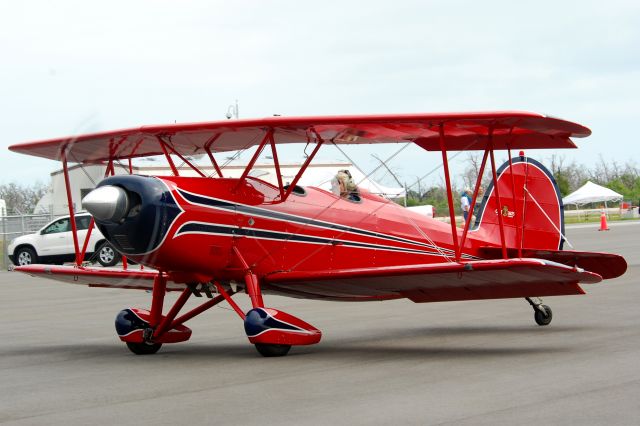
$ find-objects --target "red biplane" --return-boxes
[9,112,627,356]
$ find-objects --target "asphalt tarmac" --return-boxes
[1,221,638,425]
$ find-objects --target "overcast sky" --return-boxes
[1,0,639,189]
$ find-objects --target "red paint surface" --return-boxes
[9,112,590,162]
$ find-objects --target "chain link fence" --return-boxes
[1,213,57,270]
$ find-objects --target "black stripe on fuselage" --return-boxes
[176,222,455,257]
[176,188,477,259]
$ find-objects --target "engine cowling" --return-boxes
[82,175,181,257]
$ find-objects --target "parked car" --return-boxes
[8,213,121,267]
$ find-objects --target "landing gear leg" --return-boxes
[116,275,197,355]
[227,248,321,357]
[242,271,293,357]
[526,297,552,326]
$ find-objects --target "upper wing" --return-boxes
[12,265,185,291]
[9,111,591,163]
[264,258,602,303]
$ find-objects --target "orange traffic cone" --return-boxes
[598,210,609,231]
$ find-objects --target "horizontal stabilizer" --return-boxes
[479,248,627,279]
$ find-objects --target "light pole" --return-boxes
[225,100,239,119]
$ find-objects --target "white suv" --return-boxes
[8,213,121,267]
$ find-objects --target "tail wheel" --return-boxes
[97,242,120,267]
[254,344,292,357]
[126,341,162,355]
[534,305,553,326]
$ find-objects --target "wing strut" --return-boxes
[439,124,461,262]
[488,129,508,259]
[506,145,523,257]
[204,134,224,177]
[76,158,137,269]
[162,137,207,178]
[61,148,81,265]
[268,131,285,200]
[235,130,272,192]
[158,136,180,176]
[459,148,489,256]
[283,131,324,201]
[78,158,114,264]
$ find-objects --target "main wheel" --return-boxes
[97,242,120,267]
[534,305,553,326]
[126,341,162,355]
[15,247,37,266]
[254,343,292,357]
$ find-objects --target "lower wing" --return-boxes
[265,258,603,303]
[12,265,184,291]
[14,256,608,303]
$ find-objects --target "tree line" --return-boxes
[405,155,640,214]
[550,155,640,201]
[2,155,638,216]
[0,182,49,215]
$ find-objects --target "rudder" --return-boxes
[473,155,565,251]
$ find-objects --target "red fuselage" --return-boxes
[130,176,484,293]
[92,158,563,301]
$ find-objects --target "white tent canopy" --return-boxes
[562,181,623,205]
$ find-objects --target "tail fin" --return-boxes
[473,155,565,251]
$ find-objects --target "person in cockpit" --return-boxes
[332,169,360,202]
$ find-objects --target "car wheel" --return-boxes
[15,247,38,266]
[97,242,120,267]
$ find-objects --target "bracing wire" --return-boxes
[523,187,574,249]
